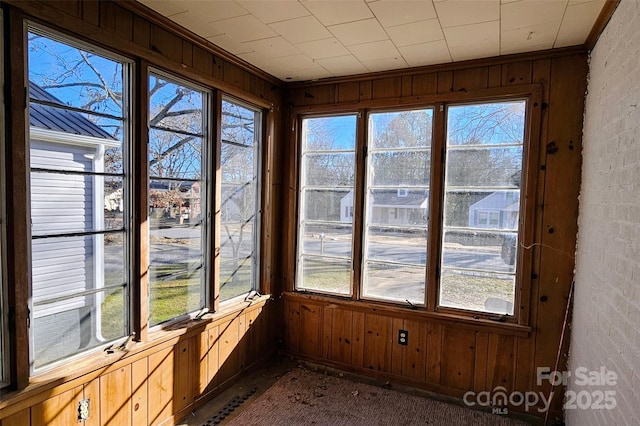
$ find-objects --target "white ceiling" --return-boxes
[139,0,606,82]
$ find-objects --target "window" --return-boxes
[295,100,529,319]
[297,115,357,295]
[219,98,262,302]
[363,109,432,304]
[27,28,130,370]
[439,101,525,315]
[148,71,209,326]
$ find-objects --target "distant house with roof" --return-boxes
[340,189,429,225]
[468,191,519,229]
[29,81,120,352]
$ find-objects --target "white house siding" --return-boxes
[30,140,96,314]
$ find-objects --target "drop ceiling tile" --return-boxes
[206,34,254,55]
[180,0,249,22]
[139,0,188,17]
[269,53,318,71]
[444,21,499,61]
[501,0,568,32]
[269,16,332,43]
[213,15,278,43]
[302,0,374,26]
[329,19,389,46]
[237,51,273,69]
[237,0,310,24]
[435,0,500,28]
[170,12,223,38]
[296,38,351,59]
[349,39,402,62]
[316,55,369,75]
[362,56,409,72]
[555,0,605,47]
[399,39,452,67]
[283,66,333,81]
[386,18,444,47]
[368,0,437,27]
[243,36,302,58]
[501,21,560,55]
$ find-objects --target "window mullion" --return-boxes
[427,103,447,311]
[352,110,367,301]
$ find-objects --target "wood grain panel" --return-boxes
[82,378,100,426]
[440,327,475,390]
[363,314,392,372]
[238,313,248,371]
[81,0,99,26]
[150,24,182,63]
[372,77,401,99]
[351,311,365,367]
[207,325,220,391]
[487,65,502,88]
[31,386,83,426]
[299,303,322,358]
[437,71,453,93]
[286,300,301,353]
[402,319,426,381]
[486,334,516,391]
[391,318,404,376]
[452,67,488,92]
[329,308,353,365]
[148,347,175,426]
[474,331,489,392]
[2,408,30,426]
[502,61,533,86]
[359,81,372,101]
[426,323,443,383]
[132,14,151,49]
[219,317,240,383]
[131,358,148,426]
[100,365,132,426]
[338,82,360,103]
[411,73,437,96]
[175,338,195,413]
[322,306,332,359]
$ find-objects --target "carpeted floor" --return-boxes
[223,367,531,426]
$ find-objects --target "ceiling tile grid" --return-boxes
[140,0,606,82]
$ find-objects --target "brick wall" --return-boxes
[569,1,640,424]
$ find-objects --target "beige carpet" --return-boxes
[225,367,530,426]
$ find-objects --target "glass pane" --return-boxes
[447,101,525,146]
[149,129,203,180]
[446,147,522,187]
[33,286,126,369]
[370,151,430,186]
[299,256,350,295]
[221,99,260,302]
[222,101,257,147]
[366,227,426,265]
[444,191,519,230]
[28,33,124,119]
[369,109,433,149]
[303,189,352,222]
[367,189,429,226]
[222,143,255,182]
[149,179,203,228]
[439,270,515,315]
[442,230,517,274]
[303,115,356,151]
[149,75,203,134]
[301,223,352,258]
[363,262,425,304]
[304,153,355,187]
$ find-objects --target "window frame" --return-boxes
[25,23,135,372]
[146,67,212,328]
[292,86,541,326]
[0,7,9,388]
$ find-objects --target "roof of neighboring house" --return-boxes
[370,190,429,208]
[470,191,520,211]
[28,81,116,140]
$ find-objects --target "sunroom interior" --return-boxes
[0,0,637,425]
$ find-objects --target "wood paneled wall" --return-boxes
[0,0,283,424]
[282,51,588,419]
[0,302,274,426]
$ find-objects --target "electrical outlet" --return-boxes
[398,329,408,345]
[78,399,90,421]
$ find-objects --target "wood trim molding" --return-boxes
[585,0,621,50]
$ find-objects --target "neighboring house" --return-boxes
[149,180,202,222]
[340,189,429,225]
[468,191,519,229]
[29,81,120,354]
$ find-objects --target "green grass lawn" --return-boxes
[101,260,254,336]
